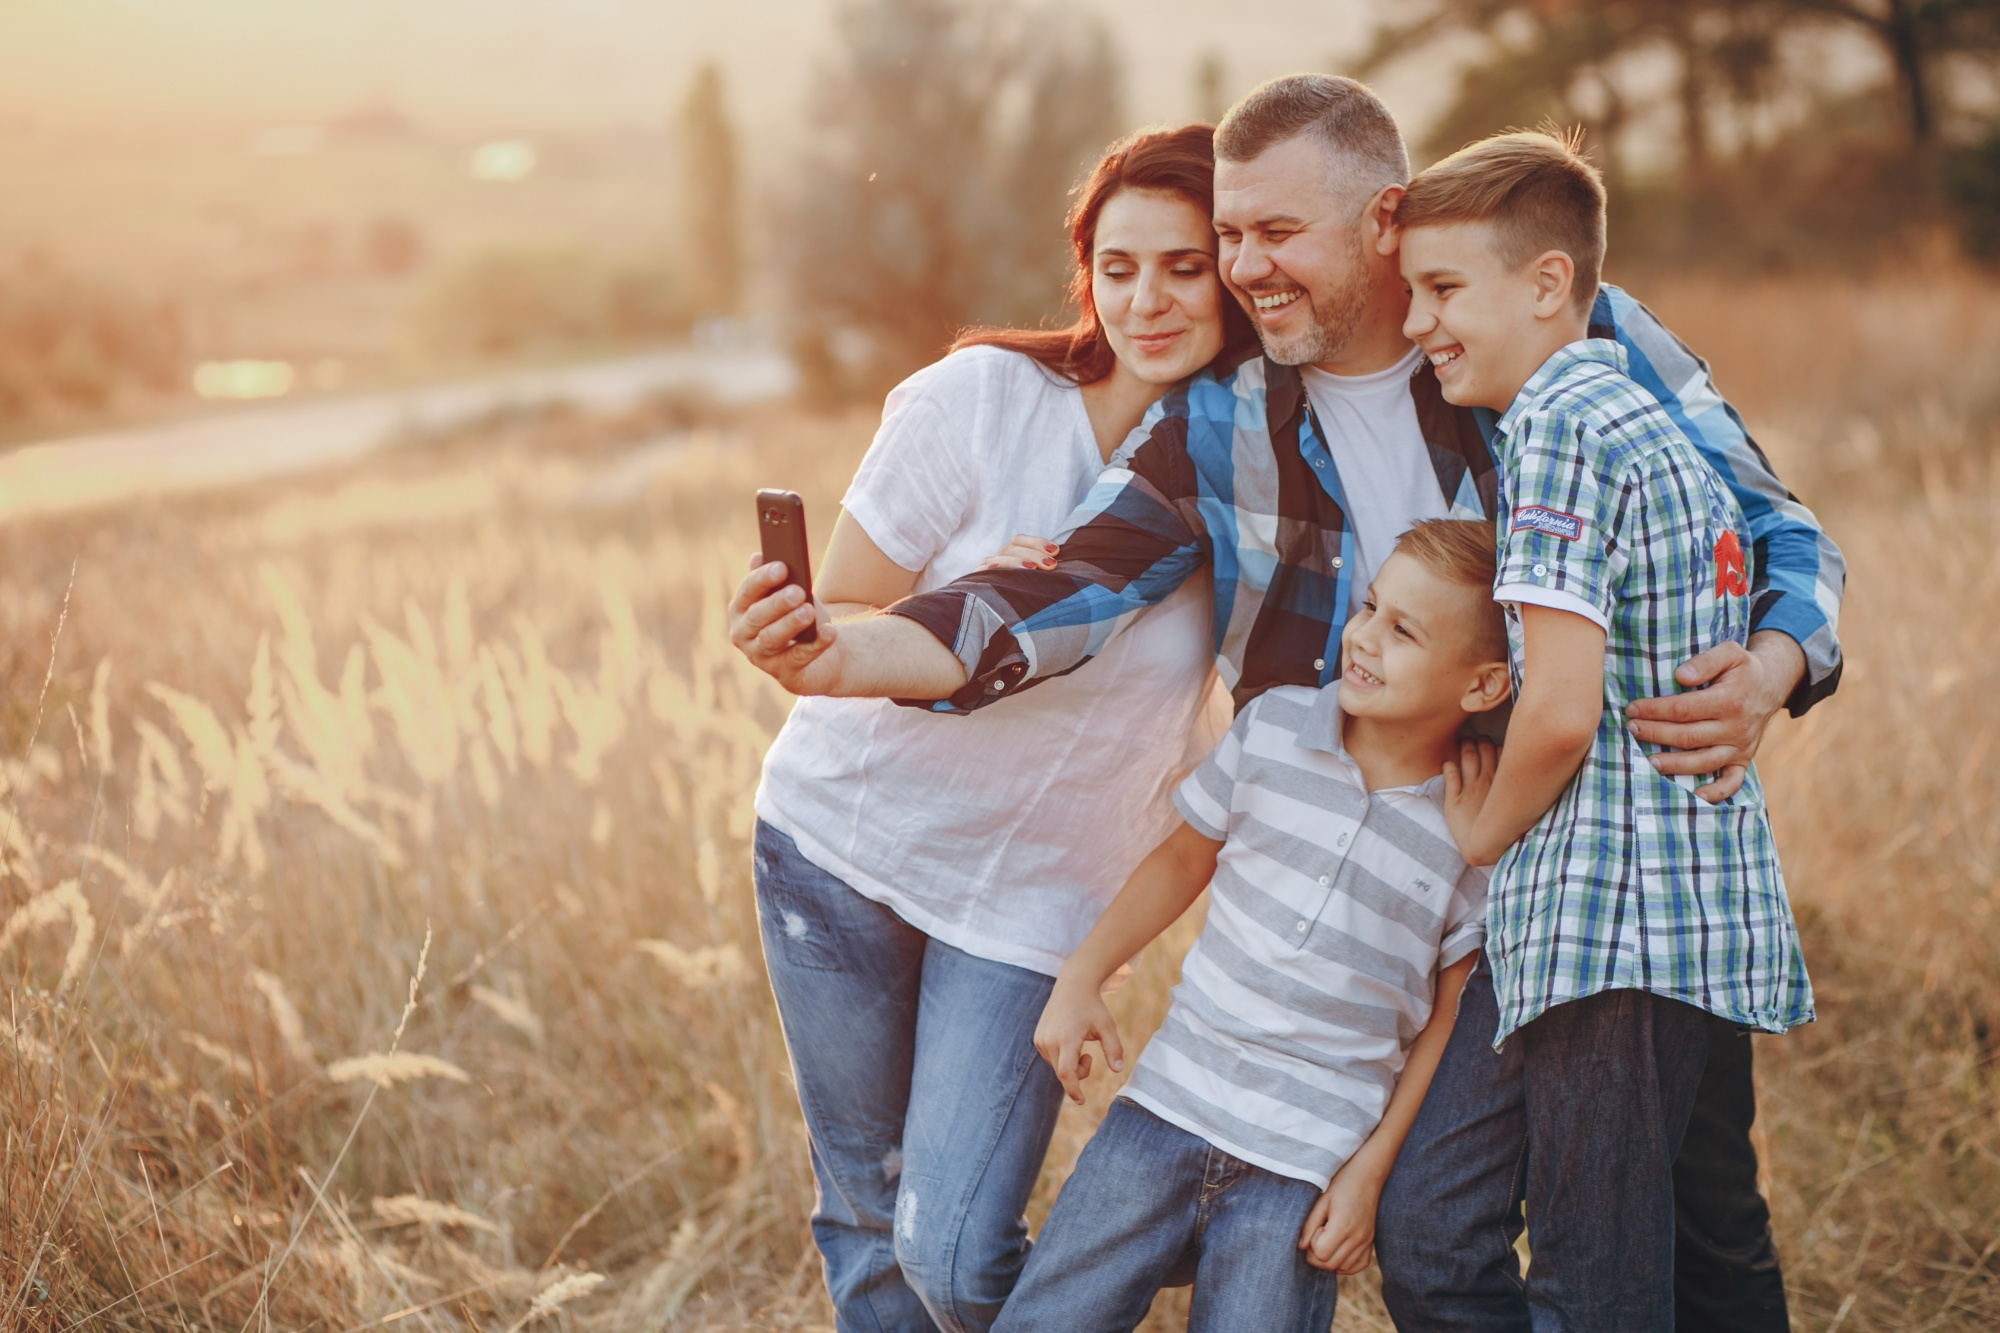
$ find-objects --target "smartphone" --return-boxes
[754,489,817,644]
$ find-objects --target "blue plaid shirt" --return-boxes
[1486,339,1812,1042]
[888,286,1845,718]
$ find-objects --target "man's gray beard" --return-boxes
[1256,234,1372,367]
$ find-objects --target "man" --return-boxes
[731,75,1837,1330]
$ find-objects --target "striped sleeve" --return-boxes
[1438,865,1489,968]
[1171,699,1253,839]
[1597,286,1846,715]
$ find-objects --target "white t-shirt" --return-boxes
[1300,346,1449,614]
[755,346,1227,977]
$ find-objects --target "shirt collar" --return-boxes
[1293,682,1448,798]
[1493,337,1627,440]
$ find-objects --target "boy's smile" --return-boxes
[1399,220,1583,413]
[1338,550,1507,727]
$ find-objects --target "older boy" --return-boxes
[993,521,1510,1333]
[1380,132,1813,1331]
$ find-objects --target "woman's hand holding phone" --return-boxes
[729,558,842,689]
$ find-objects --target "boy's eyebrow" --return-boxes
[1410,264,1467,285]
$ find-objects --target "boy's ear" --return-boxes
[1460,659,1512,715]
[1529,249,1575,318]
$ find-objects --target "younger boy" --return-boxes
[1380,132,1814,1330]
[992,521,1512,1333]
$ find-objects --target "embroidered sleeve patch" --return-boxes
[1512,506,1583,541]
[1714,530,1747,597]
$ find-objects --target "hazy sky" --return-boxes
[0,0,1446,150]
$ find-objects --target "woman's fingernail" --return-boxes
[1045,544,1058,553]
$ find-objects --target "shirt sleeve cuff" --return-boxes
[883,590,1033,714]
[1492,582,1610,631]
[1171,780,1228,841]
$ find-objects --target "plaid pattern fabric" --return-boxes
[886,285,1845,718]
[1485,340,1814,1046]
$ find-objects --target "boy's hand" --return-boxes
[1441,738,1500,865]
[1034,977,1125,1105]
[1298,1163,1382,1275]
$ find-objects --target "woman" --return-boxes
[750,125,1257,1333]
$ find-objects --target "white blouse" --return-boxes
[755,346,1226,976]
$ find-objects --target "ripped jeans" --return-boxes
[752,821,1066,1333]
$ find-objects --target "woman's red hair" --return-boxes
[951,123,1258,384]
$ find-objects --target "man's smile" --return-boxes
[1252,289,1303,313]
[1426,344,1464,368]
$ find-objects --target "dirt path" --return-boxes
[0,343,796,523]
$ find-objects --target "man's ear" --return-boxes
[1368,184,1406,256]
[1461,659,1512,714]
[1530,249,1575,317]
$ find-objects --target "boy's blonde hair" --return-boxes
[1393,519,1507,662]
[1396,130,1605,315]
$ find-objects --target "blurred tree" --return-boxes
[1364,0,2000,166]
[1196,50,1228,124]
[788,0,1122,387]
[680,62,743,317]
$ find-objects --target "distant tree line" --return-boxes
[785,0,1122,395]
[1358,0,2000,268]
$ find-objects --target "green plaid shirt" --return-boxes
[1487,340,1813,1047]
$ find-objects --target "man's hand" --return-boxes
[728,558,844,696]
[1441,738,1500,866]
[1298,1162,1383,1275]
[1033,977,1125,1106]
[1625,631,1806,803]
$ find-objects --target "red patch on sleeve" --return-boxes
[1714,531,1747,598]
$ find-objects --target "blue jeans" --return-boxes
[994,1100,1339,1333]
[1375,960,1711,1333]
[752,821,1066,1333]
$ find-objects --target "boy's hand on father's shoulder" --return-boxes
[1034,978,1125,1106]
[1442,738,1500,866]
[1299,1165,1382,1275]
[1625,633,1807,803]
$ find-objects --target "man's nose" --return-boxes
[1227,235,1273,289]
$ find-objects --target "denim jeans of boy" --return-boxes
[1375,959,1710,1333]
[994,1100,1339,1333]
[752,821,1066,1333]
[1672,1018,1790,1332]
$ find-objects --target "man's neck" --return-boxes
[1341,710,1464,792]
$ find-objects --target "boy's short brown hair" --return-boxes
[1396,130,1605,314]
[1393,519,1507,662]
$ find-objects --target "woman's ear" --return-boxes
[1530,249,1575,318]
[1461,659,1512,714]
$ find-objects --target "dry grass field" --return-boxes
[0,269,1996,1331]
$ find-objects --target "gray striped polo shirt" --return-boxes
[1120,683,1487,1188]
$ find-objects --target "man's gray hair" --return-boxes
[1215,74,1410,201]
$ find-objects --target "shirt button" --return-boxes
[1313,657,1326,671]
[1296,921,1309,933]
[1336,833,1350,848]
[1533,562,1548,577]
[1331,556,1343,569]
[990,680,1006,692]
[1314,458,1325,468]
[1318,875,1330,887]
